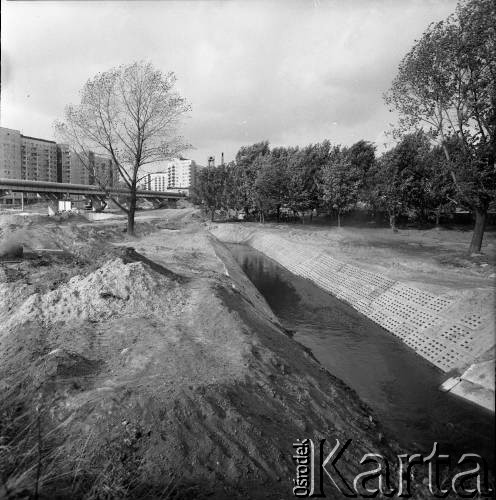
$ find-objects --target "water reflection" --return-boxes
[228,244,494,465]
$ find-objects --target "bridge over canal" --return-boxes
[0,178,185,214]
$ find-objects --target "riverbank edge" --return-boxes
[208,223,495,413]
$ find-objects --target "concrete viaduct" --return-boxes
[0,178,185,215]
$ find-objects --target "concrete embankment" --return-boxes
[210,223,495,412]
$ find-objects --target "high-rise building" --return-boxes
[0,128,23,205]
[167,158,198,189]
[1,127,57,204]
[21,135,58,182]
[0,128,22,180]
[1,127,57,183]
[0,127,120,205]
[56,144,71,183]
[1,128,57,182]
[90,152,119,188]
[70,152,90,185]
[56,145,119,187]
[141,173,168,192]
[139,157,200,194]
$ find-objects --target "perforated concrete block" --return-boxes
[372,293,419,321]
[391,322,416,339]
[221,229,495,376]
[426,296,454,313]
[459,313,484,330]
[390,283,437,308]
[407,310,441,331]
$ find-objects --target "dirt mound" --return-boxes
[0,270,400,499]
[0,213,433,499]
[3,258,183,333]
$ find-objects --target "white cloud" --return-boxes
[1,0,457,165]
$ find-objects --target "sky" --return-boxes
[1,0,458,166]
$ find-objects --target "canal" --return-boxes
[228,243,495,466]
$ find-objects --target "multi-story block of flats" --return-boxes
[1,126,119,206]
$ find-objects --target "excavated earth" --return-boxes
[0,209,457,499]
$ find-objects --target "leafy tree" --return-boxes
[347,140,376,202]
[369,151,403,231]
[284,142,330,222]
[297,142,330,219]
[285,152,311,220]
[399,133,434,222]
[194,165,225,221]
[235,141,270,213]
[235,141,270,169]
[320,146,362,227]
[253,153,289,222]
[424,145,457,226]
[385,0,496,252]
[222,162,245,217]
[55,61,191,235]
[369,133,433,230]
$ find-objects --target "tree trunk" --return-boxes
[435,206,441,229]
[127,192,136,236]
[389,212,397,232]
[468,208,487,254]
[211,208,215,222]
[337,211,341,228]
[276,205,280,222]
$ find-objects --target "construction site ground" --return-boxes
[0,208,492,499]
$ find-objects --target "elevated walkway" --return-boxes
[0,178,185,214]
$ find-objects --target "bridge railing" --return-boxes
[0,178,186,199]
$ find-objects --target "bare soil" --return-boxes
[0,209,458,499]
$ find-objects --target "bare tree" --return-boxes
[55,61,191,235]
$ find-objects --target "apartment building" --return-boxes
[0,128,22,180]
[0,128,23,204]
[90,152,119,188]
[22,135,58,182]
[167,158,197,189]
[141,173,169,192]
[1,127,57,183]
[1,127,57,204]
[56,144,90,185]
[139,158,200,195]
[56,145,119,187]
[0,127,120,205]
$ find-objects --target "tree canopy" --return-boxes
[385,0,496,251]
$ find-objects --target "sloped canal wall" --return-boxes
[210,224,495,412]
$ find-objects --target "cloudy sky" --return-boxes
[1,0,457,166]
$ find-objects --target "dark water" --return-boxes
[228,244,495,466]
